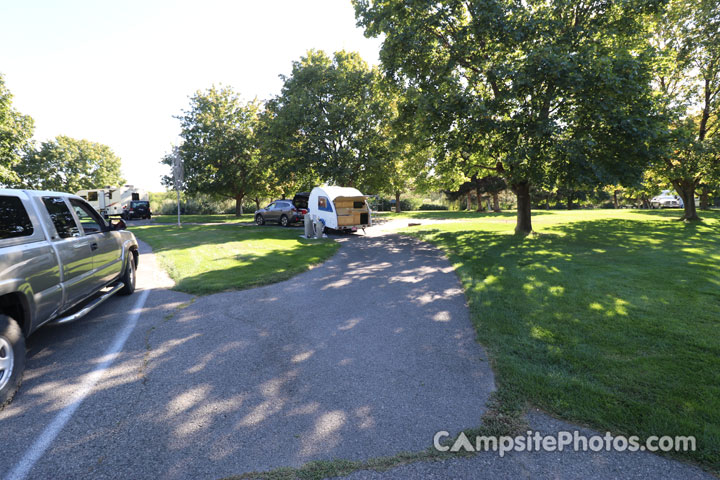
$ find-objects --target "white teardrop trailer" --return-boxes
[308,186,372,234]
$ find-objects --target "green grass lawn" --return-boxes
[405,209,720,470]
[131,224,338,294]
[151,214,253,224]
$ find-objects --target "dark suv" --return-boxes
[123,201,152,220]
[255,199,304,227]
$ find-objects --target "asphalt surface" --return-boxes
[0,227,714,480]
[0,232,495,479]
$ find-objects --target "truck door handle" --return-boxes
[91,242,98,251]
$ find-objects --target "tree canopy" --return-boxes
[263,50,392,192]
[355,0,662,233]
[650,0,720,220]
[0,74,34,186]
[15,135,124,192]
[173,86,266,216]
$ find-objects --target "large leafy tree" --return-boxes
[263,50,391,191]
[174,86,265,216]
[0,74,34,186]
[16,135,124,192]
[650,0,720,220]
[355,0,662,234]
[367,81,434,212]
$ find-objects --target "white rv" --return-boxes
[76,185,148,218]
[308,186,372,232]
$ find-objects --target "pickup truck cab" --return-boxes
[0,189,139,405]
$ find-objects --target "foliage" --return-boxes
[418,203,448,211]
[354,0,662,233]
[170,86,267,216]
[0,74,34,185]
[263,50,391,191]
[15,135,124,192]
[649,0,720,220]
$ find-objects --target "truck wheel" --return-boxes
[255,215,265,225]
[119,254,136,295]
[0,315,25,407]
[280,215,289,227]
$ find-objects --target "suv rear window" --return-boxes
[0,196,34,239]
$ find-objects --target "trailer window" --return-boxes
[0,196,34,239]
[318,196,333,212]
[88,191,98,202]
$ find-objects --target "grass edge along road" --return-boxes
[404,209,720,471]
[151,213,254,224]
[131,224,339,295]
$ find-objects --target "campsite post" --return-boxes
[172,148,184,228]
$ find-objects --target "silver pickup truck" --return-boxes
[0,189,139,405]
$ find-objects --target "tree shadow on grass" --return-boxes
[413,217,720,469]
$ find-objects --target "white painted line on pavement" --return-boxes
[5,288,150,480]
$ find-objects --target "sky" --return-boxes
[1,0,383,191]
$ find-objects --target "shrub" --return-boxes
[419,203,449,210]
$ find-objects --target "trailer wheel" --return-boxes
[0,315,25,407]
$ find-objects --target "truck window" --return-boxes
[69,199,106,234]
[42,197,80,239]
[88,191,98,202]
[132,192,139,201]
[0,195,34,239]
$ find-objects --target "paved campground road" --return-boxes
[0,230,713,479]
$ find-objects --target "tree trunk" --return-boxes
[512,181,533,235]
[475,186,485,212]
[492,192,500,212]
[567,194,573,210]
[699,191,710,210]
[395,191,402,213]
[254,197,260,211]
[674,180,699,221]
[613,190,619,209]
[235,193,244,217]
[466,192,472,211]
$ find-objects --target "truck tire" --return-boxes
[119,254,136,295]
[0,315,25,407]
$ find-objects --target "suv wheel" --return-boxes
[255,215,265,225]
[280,215,289,227]
[0,315,25,406]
